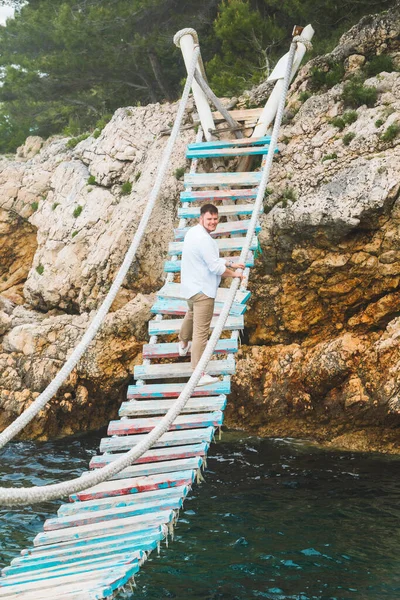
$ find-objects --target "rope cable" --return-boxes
[0,35,299,505]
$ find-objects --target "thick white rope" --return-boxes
[0,47,201,454]
[0,35,299,505]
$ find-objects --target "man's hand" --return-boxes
[233,269,245,280]
[230,262,245,270]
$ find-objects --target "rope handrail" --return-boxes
[0,47,201,453]
[0,34,299,505]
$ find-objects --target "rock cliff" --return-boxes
[1,5,400,450]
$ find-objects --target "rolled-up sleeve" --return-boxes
[200,238,226,276]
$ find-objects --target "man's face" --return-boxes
[200,211,219,233]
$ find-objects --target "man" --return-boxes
[179,203,245,386]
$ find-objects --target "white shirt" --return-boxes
[180,224,226,299]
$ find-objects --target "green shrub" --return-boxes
[134,171,141,182]
[71,230,78,238]
[51,202,59,210]
[343,132,356,146]
[73,205,83,218]
[93,129,101,139]
[341,79,378,108]
[375,119,384,128]
[66,133,90,149]
[322,152,338,162]
[380,123,400,143]
[174,167,185,180]
[282,187,297,201]
[95,114,112,130]
[342,110,358,125]
[121,181,132,195]
[299,91,311,103]
[310,62,345,91]
[36,264,44,275]
[87,175,96,185]
[330,116,346,131]
[31,201,39,212]
[364,54,395,78]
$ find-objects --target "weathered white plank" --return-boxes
[134,359,235,380]
[100,426,215,452]
[119,396,226,416]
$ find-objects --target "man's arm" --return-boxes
[222,259,245,279]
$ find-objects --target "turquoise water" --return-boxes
[0,431,399,599]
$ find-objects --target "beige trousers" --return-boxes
[179,292,215,369]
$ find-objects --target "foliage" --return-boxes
[380,123,400,143]
[71,230,78,238]
[330,116,346,131]
[310,62,345,91]
[66,133,90,149]
[121,181,132,195]
[87,175,96,185]
[375,118,384,128]
[0,0,397,152]
[322,152,338,161]
[342,132,355,145]
[364,54,395,78]
[30,201,39,211]
[73,205,83,217]
[341,78,378,108]
[36,263,44,275]
[52,202,59,210]
[298,91,311,103]
[174,167,185,180]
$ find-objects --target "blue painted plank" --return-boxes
[34,510,174,546]
[127,378,231,398]
[45,495,185,531]
[143,338,238,358]
[148,315,243,336]
[178,205,262,218]
[186,146,277,159]
[100,427,215,453]
[187,135,271,150]
[119,397,226,417]
[108,412,223,436]
[59,485,188,517]
[184,172,262,187]
[180,188,258,203]
[151,296,246,316]
[157,282,251,305]
[134,360,234,380]
[174,219,261,240]
[168,236,259,255]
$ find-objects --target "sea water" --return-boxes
[0,430,399,599]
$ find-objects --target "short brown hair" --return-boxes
[200,203,218,215]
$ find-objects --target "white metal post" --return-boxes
[174,29,215,141]
[253,24,315,138]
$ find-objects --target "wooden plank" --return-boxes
[119,396,226,417]
[148,315,243,335]
[178,204,261,217]
[70,472,195,503]
[143,338,237,359]
[107,412,223,436]
[1,554,139,585]
[127,379,230,398]
[180,188,258,203]
[174,219,261,240]
[45,493,186,531]
[34,510,174,546]
[91,445,208,470]
[211,107,263,121]
[60,485,188,517]
[8,547,147,575]
[168,236,258,255]
[187,135,271,150]
[100,426,215,452]
[0,564,138,598]
[151,296,246,316]
[90,457,202,482]
[134,360,234,380]
[157,282,251,304]
[184,171,261,188]
[186,145,277,159]
[22,526,164,560]
[57,486,189,516]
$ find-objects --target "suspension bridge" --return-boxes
[0,25,313,599]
